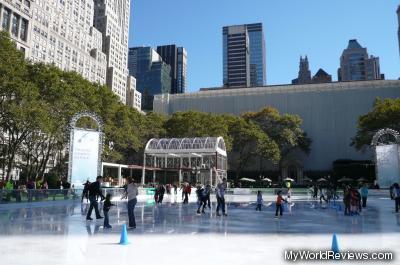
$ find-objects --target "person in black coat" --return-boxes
[81,180,90,202]
[86,176,105,221]
[157,184,166,204]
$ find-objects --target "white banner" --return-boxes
[376,144,400,188]
[71,129,100,186]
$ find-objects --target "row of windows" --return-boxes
[1,7,28,41]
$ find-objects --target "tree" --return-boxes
[225,115,280,179]
[352,97,400,150]
[165,111,232,150]
[243,107,311,165]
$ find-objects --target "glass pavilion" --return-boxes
[142,137,227,187]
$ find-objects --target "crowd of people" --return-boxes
[0,177,73,202]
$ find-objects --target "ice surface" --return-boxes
[0,192,399,265]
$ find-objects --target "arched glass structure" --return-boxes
[142,137,227,186]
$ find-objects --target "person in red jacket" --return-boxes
[275,191,287,218]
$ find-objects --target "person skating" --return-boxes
[157,184,166,203]
[81,180,90,203]
[216,178,227,216]
[86,176,105,221]
[393,183,400,213]
[205,184,212,208]
[196,185,207,214]
[125,177,138,229]
[103,193,115,229]
[255,190,263,211]
[313,185,318,199]
[275,190,287,218]
[360,183,368,208]
[183,183,191,204]
[343,186,351,216]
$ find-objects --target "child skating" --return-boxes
[103,193,115,229]
[275,191,287,218]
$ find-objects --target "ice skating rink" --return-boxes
[0,192,399,265]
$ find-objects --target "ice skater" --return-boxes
[343,186,351,216]
[275,190,287,218]
[255,190,263,211]
[125,177,138,229]
[393,183,400,213]
[86,176,105,221]
[205,183,212,208]
[103,193,115,229]
[216,178,227,216]
[81,180,90,203]
[360,183,368,208]
[196,185,207,214]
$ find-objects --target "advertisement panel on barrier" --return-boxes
[376,144,400,188]
[71,129,100,185]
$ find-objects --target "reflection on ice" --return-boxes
[0,193,400,236]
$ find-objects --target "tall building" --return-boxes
[223,24,250,87]
[223,23,266,88]
[292,56,312,84]
[397,5,400,57]
[0,0,31,55]
[0,0,133,106]
[126,76,142,112]
[128,46,171,110]
[338,39,382,82]
[156,44,187,94]
[246,23,266,86]
[177,47,187,93]
[93,0,131,103]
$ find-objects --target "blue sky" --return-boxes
[129,0,400,92]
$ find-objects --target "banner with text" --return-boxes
[71,129,100,186]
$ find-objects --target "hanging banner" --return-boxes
[71,129,100,185]
[376,144,400,188]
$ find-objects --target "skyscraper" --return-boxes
[0,0,133,106]
[338,39,382,82]
[223,24,250,87]
[223,23,266,88]
[292,56,312,84]
[397,5,400,57]
[177,47,187,93]
[1,0,107,85]
[128,47,171,110]
[246,23,266,86]
[156,45,187,94]
[93,0,131,103]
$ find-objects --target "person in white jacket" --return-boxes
[125,177,138,229]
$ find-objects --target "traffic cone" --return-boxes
[119,224,129,245]
[331,233,339,254]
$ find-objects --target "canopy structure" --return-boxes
[142,137,228,186]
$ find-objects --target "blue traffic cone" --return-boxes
[331,233,339,254]
[119,224,129,245]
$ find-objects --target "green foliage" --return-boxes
[352,97,400,150]
[243,107,312,160]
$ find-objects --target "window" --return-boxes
[2,8,11,30]
[20,19,28,41]
[11,14,19,37]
